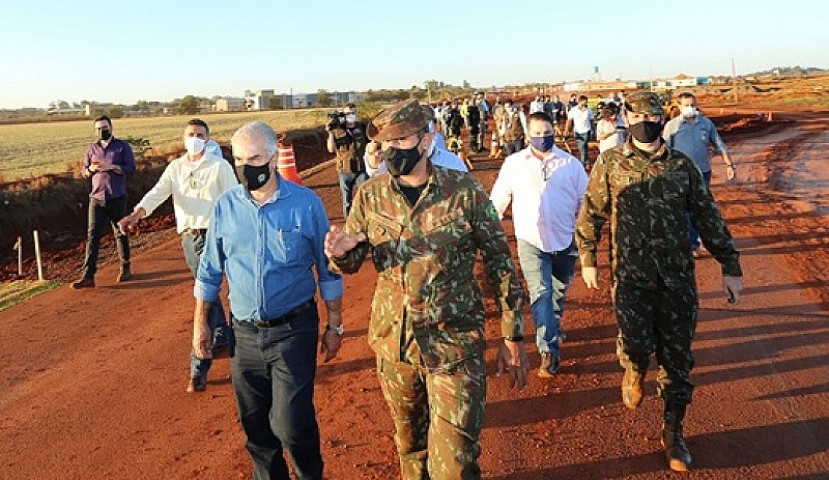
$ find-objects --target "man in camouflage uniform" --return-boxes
[325,99,529,480]
[575,91,743,472]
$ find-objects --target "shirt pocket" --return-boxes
[610,172,641,194]
[418,210,473,272]
[658,170,690,201]
[271,228,308,265]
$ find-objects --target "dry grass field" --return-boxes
[0,108,332,182]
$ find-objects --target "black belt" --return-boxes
[237,299,316,329]
[184,228,207,237]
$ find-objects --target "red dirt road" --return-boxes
[1,113,828,479]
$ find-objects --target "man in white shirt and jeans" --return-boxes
[564,94,595,166]
[118,118,238,393]
[491,112,588,377]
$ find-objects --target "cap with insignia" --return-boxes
[367,99,429,142]
[625,91,664,115]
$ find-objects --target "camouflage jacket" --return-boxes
[575,140,742,289]
[330,164,525,370]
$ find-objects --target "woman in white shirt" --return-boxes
[596,103,627,153]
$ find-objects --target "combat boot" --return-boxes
[621,369,644,409]
[661,402,692,472]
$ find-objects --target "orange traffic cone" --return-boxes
[277,142,302,185]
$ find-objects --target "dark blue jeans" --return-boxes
[337,171,367,219]
[231,306,322,480]
[182,231,231,378]
[575,132,591,166]
[687,170,713,250]
[80,195,130,278]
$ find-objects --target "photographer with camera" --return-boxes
[326,102,368,218]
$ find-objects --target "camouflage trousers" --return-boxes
[612,280,698,405]
[376,353,486,480]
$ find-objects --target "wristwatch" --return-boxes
[727,164,736,169]
[326,324,344,335]
[505,335,524,342]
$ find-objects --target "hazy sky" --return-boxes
[1,0,827,109]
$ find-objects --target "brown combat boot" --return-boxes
[538,352,560,378]
[71,276,95,289]
[117,265,132,282]
[621,369,644,409]
[661,402,692,472]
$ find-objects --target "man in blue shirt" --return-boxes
[193,121,344,480]
[663,92,736,256]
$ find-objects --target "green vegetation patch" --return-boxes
[0,280,62,312]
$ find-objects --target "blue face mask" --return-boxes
[529,134,555,153]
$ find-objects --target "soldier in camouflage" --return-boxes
[575,91,743,472]
[324,98,529,480]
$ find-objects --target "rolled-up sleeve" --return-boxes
[311,195,344,300]
[194,200,227,302]
[708,120,728,155]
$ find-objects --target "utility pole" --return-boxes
[732,58,738,104]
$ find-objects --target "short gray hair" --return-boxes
[231,121,279,158]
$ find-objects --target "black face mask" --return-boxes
[99,129,112,141]
[382,143,423,177]
[236,162,272,191]
[629,120,663,143]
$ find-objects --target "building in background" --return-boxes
[215,97,246,112]
[244,89,275,110]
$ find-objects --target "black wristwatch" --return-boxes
[505,335,524,342]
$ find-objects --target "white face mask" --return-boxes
[345,113,357,123]
[681,106,697,118]
[185,136,206,156]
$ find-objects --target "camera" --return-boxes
[327,111,346,130]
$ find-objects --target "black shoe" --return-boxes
[71,277,95,289]
[186,375,207,393]
[538,352,560,378]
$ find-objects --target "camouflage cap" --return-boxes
[625,91,664,115]
[367,99,429,142]
[421,104,436,122]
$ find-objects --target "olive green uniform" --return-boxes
[576,140,742,405]
[331,164,524,479]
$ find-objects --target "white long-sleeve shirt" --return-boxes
[490,146,588,252]
[135,152,238,233]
